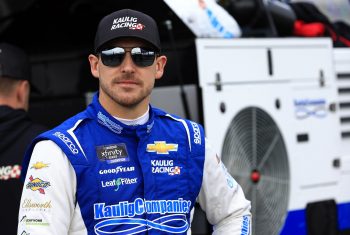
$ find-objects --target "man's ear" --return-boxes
[88,54,100,79]
[155,55,167,80]
[17,80,30,111]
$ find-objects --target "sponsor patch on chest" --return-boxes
[150,160,181,176]
[146,141,178,154]
[96,144,129,164]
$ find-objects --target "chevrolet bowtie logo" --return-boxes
[146,141,178,154]
[31,161,50,170]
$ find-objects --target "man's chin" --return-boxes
[115,97,144,108]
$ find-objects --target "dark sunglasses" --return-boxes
[99,47,158,67]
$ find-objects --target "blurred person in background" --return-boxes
[0,42,47,235]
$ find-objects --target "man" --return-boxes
[18,9,251,235]
[0,42,47,235]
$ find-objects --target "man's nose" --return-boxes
[120,52,135,72]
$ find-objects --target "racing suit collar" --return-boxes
[87,92,156,136]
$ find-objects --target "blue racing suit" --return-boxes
[18,93,251,235]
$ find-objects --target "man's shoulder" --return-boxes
[152,106,201,125]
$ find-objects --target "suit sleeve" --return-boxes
[197,138,252,235]
[17,140,84,235]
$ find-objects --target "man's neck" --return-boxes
[114,106,150,126]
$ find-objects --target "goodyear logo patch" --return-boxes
[146,141,178,154]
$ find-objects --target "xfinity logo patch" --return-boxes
[96,144,129,164]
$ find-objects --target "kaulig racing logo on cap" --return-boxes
[111,17,145,30]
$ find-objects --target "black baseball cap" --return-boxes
[94,9,161,53]
[0,42,30,81]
